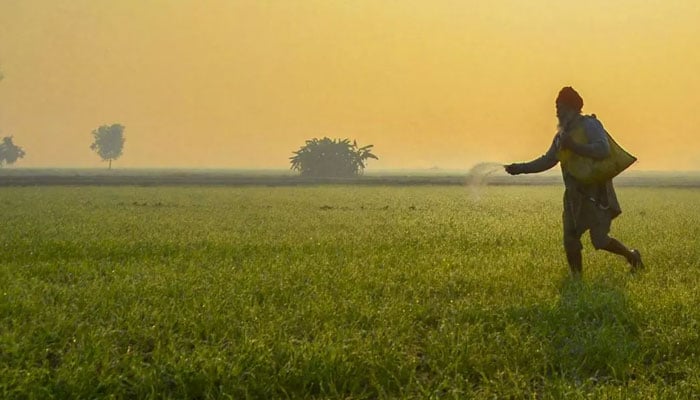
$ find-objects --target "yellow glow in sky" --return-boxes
[1,0,699,169]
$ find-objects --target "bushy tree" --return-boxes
[0,136,26,167]
[90,124,125,169]
[290,137,378,177]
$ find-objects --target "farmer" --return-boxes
[504,86,643,277]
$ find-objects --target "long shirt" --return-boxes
[515,115,622,223]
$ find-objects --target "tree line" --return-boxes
[1,69,126,169]
[0,124,126,169]
[0,68,27,167]
[2,130,378,176]
[2,130,378,177]
[2,68,378,175]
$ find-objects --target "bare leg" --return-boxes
[601,238,644,271]
[601,238,634,263]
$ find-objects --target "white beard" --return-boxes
[557,112,577,132]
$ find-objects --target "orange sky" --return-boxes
[1,0,699,170]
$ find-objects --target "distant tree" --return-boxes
[90,124,125,169]
[0,136,26,167]
[290,137,378,177]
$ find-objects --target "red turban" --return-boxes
[556,86,583,112]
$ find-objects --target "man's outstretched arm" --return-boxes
[505,137,558,175]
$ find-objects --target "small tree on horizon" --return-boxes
[290,137,378,177]
[0,136,26,167]
[90,124,125,169]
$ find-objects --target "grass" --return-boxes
[2,168,700,188]
[1,185,699,398]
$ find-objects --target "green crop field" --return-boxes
[1,185,699,398]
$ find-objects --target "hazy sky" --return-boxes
[1,0,699,169]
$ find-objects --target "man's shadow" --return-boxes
[524,276,641,383]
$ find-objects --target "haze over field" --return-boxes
[1,0,699,170]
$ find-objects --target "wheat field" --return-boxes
[1,185,698,398]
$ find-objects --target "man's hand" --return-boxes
[559,132,580,152]
[504,163,523,175]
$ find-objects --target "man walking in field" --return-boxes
[504,86,643,277]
